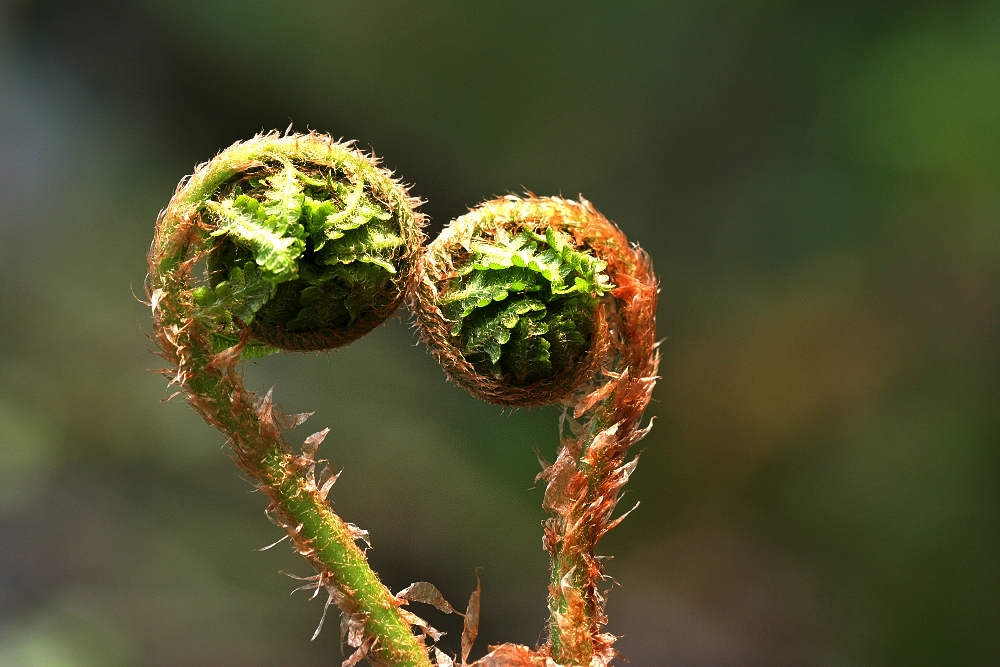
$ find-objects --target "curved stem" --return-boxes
[189,328,427,667]
[541,249,659,667]
[149,134,432,667]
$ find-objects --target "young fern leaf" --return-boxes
[148,132,433,667]
[208,331,277,360]
[194,152,417,351]
[416,197,616,406]
[206,194,305,283]
[318,217,404,273]
[415,195,659,667]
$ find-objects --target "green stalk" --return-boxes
[539,258,659,667]
[189,338,428,667]
[544,411,613,666]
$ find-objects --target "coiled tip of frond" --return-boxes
[414,194,645,407]
[149,131,424,354]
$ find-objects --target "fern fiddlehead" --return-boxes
[416,195,659,667]
[147,132,434,667]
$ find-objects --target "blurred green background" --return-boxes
[1,1,998,665]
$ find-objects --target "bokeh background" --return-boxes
[1,1,998,665]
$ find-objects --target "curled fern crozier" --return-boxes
[148,132,433,667]
[415,195,628,406]
[416,195,659,667]
[158,132,423,352]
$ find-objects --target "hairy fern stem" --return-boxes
[416,196,659,667]
[149,132,658,667]
[148,132,433,667]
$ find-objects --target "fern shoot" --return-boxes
[415,195,659,667]
[148,132,435,667]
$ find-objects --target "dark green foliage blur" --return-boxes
[0,2,997,666]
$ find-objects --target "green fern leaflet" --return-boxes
[441,227,612,385]
[197,163,403,345]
